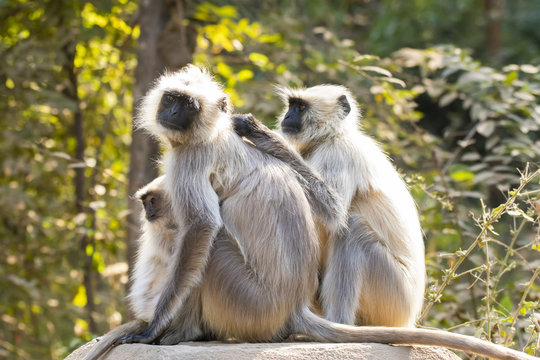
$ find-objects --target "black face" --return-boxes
[140,191,163,222]
[281,98,308,134]
[157,91,201,131]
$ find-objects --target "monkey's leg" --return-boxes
[156,287,205,344]
[322,214,419,327]
[199,231,294,341]
[116,217,219,344]
[319,215,368,325]
[354,237,420,327]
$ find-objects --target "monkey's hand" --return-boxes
[232,113,260,137]
[234,114,347,231]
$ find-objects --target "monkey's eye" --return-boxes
[166,94,176,103]
[298,104,306,112]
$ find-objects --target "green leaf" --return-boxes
[358,65,392,78]
[504,71,518,84]
[450,170,475,182]
[214,5,237,18]
[353,54,379,63]
[237,69,254,82]
[477,121,496,137]
[73,286,87,307]
[499,295,513,313]
[249,52,269,67]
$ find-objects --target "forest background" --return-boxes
[0,0,539,359]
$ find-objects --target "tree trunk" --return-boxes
[62,40,99,334]
[484,0,503,58]
[126,0,194,307]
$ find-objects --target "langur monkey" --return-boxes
[236,85,426,328]
[84,176,175,360]
[85,66,533,360]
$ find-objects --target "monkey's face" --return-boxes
[135,176,173,226]
[157,91,201,132]
[138,186,179,233]
[277,85,355,147]
[137,65,232,146]
[140,190,165,222]
[281,98,308,135]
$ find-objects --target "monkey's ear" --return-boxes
[338,95,351,116]
[217,97,229,113]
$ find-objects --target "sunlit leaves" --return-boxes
[72,286,87,308]
[193,3,284,109]
[449,165,475,183]
[0,1,137,358]
[249,52,270,68]
[194,3,237,21]
[82,3,108,29]
[195,3,267,56]
[237,69,254,81]
[73,318,89,337]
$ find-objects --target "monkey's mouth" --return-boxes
[281,125,301,134]
[159,120,190,131]
[146,213,161,222]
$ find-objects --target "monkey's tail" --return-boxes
[293,307,537,360]
[84,319,147,360]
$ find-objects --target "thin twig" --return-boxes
[503,267,540,346]
[420,168,540,321]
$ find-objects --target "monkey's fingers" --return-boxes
[232,113,258,137]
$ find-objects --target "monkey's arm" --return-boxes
[117,179,221,345]
[311,143,359,215]
[233,113,346,230]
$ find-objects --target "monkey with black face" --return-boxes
[128,175,179,324]
[89,169,533,360]
[235,85,426,328]
[84,176,201,360]
[86,67,533,360]
[116,66,323,345]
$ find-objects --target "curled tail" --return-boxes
[84,319,147,360]
[293,307,536,360]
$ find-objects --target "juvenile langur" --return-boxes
[128,175,177,323]
[84,176,179,360]
[268,85,426,327]
[87,67,532,360]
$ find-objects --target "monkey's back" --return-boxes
[310,130,425,326]
[177,131,320,340]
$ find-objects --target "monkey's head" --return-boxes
[276,85,359,147]
[135,176,174,226]
[137,65,232,146]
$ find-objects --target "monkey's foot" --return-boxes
[115,329,156,345]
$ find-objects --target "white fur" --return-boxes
[277,85,426,327]
[128,176,180,321]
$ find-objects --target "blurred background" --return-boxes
[0,0,539,359]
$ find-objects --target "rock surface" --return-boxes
[66,340,461,360]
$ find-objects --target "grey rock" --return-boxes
[66,340,461,359]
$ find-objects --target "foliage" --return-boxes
[420,165,540,354]
[0,1,539,359]
[0,0,137,358]
[191,4,540,357]
[366,0,540,65]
